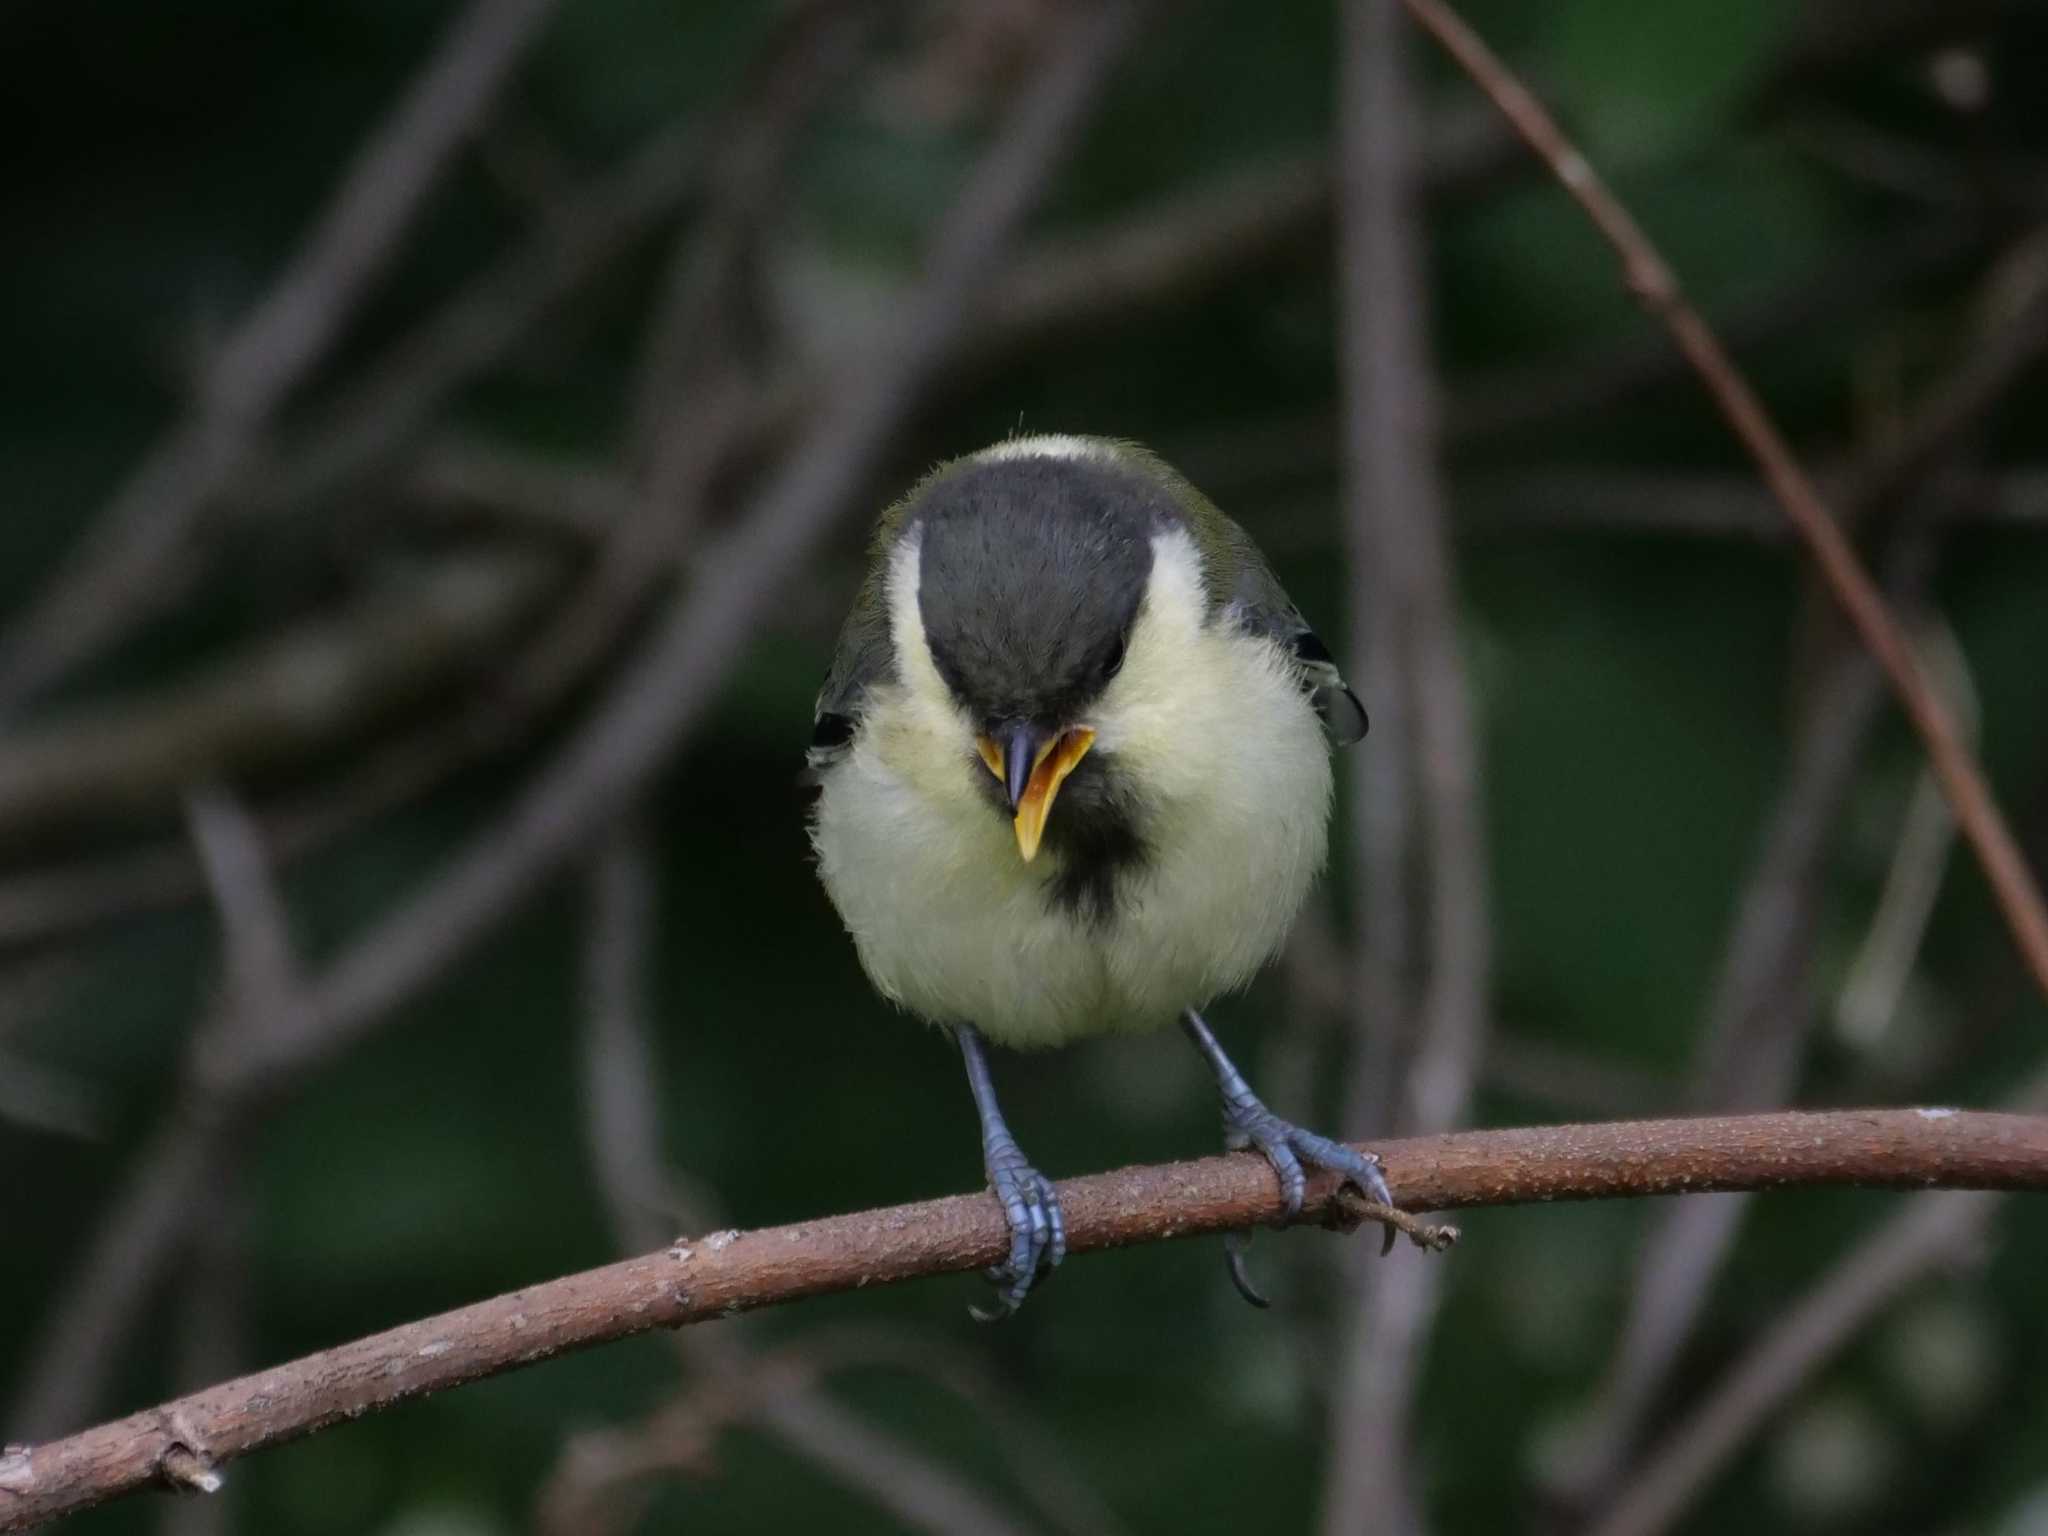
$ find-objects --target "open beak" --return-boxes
[975,722,1095,862]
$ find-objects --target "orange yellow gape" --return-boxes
[975,727,1096,861]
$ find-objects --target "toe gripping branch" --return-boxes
[956,1024,1066,1321]
[951,1015,1451,1320]
[1181,1008,1449,1307]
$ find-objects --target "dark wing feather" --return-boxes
[805,541,898,783]
[1231,591,1369,745]
[806,585,888,782]
[1276,620,1369,743]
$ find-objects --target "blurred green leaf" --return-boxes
[1550,0,1791,166]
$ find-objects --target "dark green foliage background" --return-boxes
[4,2,2047,1532]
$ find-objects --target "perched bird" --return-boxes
[807,434,1389,1317]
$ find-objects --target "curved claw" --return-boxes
[971,1156,1065,1323]
[1222,1229,1271,1309]
[1185,1008,1398,1299]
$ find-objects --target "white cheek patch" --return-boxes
[1087,529,1207,760]
[885,529,973,739]
[885,532,939,698]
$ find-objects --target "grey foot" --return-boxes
[1225,1098,1393,1218]
[970,1141,1066,1323]
[1222,1100,1394,1308]
[1179,1007,1397,1306]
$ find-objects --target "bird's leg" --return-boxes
[1180,1006,1393,1307]
[956,1022,1066,1322]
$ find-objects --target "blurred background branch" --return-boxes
[1321,4,1490,1534]
[0,0,566,719]
[7,0,2048,1533]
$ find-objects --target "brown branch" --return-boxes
[1396,0,2048,1004]
[0,0,563,717]
[1,1110,2042,1531]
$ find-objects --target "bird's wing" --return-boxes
[806,569,892,779]
[1226,568,1370,745]
[1166,468,1369,747]
[805,485,915,787]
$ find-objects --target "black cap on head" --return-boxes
[913,453,1162,727]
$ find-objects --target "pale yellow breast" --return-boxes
[809,527,1332,1048]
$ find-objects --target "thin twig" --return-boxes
[1396,0,2048,1005]
[0,0,563,717]
[2,1109,2042,1532]
[1550,220,2048,1504]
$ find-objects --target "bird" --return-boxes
[806,433,1390,1318]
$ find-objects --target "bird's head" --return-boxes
[900,439,1162,862]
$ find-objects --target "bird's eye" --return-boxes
[1103,636,1127,679]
